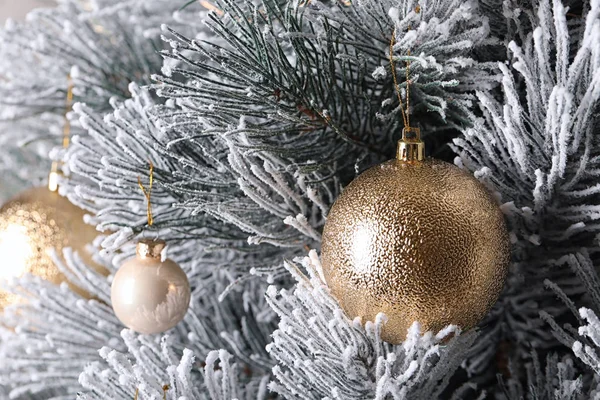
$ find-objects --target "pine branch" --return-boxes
[452,0,600,355]
[265,252,482,399]
[0,0,203,201]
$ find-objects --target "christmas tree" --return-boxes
[0,0,599,398]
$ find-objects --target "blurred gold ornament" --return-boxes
[0,75,104,310]
[320,127,510,344]
[0,186,101,309]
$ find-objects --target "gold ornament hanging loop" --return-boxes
[389,30,409,130]
[389,28,423,162]
[62,75,74,149]
[405,49,411,129]
[49,75,75,192]
[138,160,155,226]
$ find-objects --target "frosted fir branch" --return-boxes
[311,0,500,123]
[78,332,202,400]
[265,252,481,399]
[573,309,600,372]
[453,0,600,251]
[136,0,500,261]
[451,0,600,358]
[0,250,123,399]
[68,80,331,275]
[79,340,271,400]
[202,349,271,400]
[464,1,600,382]
[498,351,584,400]
[0,245,278,398]
[478,0,512,38]
[542,251,600,367]
[542,304,600,397]
[462,249,593,383]
[154,0,498,165]
[0,0,205,201]
[68,84,242,256]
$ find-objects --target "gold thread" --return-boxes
[138,160,154,226]
[131,385,168,399]
[390,23,424,162]
[63,75,74,149]
[389,25,415,130]
[389,30,408,129]
[298,0,352,6]
[49,75,75,192]
[406,49,411,128]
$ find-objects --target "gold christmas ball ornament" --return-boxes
[0,183,100,310]
[111,239,191,335]
[321,128,510,344]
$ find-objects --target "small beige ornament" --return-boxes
[111,161,190,334]
[111,239,190,334]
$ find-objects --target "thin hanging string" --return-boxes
[138,160,154,226]
[62,74,74,149]
[50,75,74,175]
[406,49,411,128]
[48,75,75,191]
[198,0,224,16]
[389,29,412,130]
[133,385,169,400]
[297,0,351,7]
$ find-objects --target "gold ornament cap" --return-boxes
[136,239,166,260]
[396,127,424,162]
